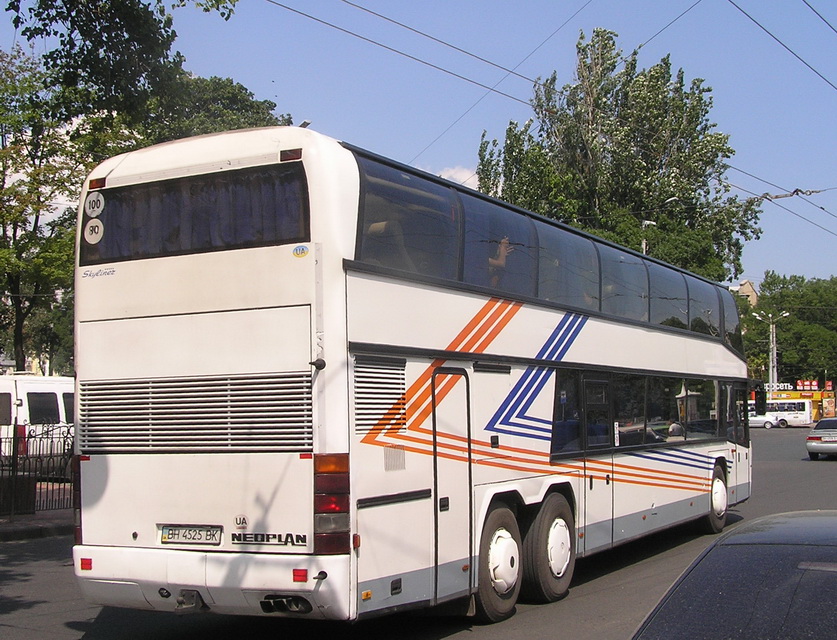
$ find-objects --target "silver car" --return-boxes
[748,413,780,429]
[806,417,837,460]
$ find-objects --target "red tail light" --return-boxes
[314,453,350,555]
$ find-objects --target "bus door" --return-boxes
[728,384,751,501]
[431,367,473,604]
[582,378,614,553]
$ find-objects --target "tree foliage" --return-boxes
[6,0,241,122]
[141,72,291,146]
[0,46,83,370]
[478,29,762,281]
[742,272,837,386]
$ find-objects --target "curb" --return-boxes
[0,521,74,542]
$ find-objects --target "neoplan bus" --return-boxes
[73,126,751,623]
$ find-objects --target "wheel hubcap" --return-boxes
[487,527,519,594]
[711,476,728,517]
[546,518,571,578]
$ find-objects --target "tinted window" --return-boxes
[27,392,60,424]
[613,374,648,447]
[647,377,684,441]
[357,157,460,279]
[720,288,743,352]
[686,276,720,337]
[814,419,837,431]
[538,223,600,311]
[63,393,74,424]
[648,262,688,329]
[80,163,309,265]
[599,245,648,321]
[551,370,582,456]
[684,379,719,440]
[0,393,11,425]
[462,193,537,296]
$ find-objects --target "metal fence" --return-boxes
[0,425,74,516]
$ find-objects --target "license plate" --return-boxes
[161,525,222,545]
[822,436,837,442]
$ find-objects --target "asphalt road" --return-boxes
[1,427,834,640]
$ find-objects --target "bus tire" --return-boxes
[778,419,788,428]
[699,465,728,534]
[474,505,522,623]
[521,493,575,603]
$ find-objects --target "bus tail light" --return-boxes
[314,454,350,555]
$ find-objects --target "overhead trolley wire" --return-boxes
[263,0,532,107]
[801,0,837,36]
[727,0,837,93]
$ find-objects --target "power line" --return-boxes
[726,0,837,93]
[409,0,596,167]
[801,0,837,36]
[722,179,837,238]
[728,165,837,221]
[340,0,539,86]
[263,0,532,107]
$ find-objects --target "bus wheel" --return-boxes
[778,419,788,428]
[521,493,575,603]
[699,465,728,534]
[474,505,522,623]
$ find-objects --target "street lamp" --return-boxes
[641,220,656,255]
[752,310,790,393]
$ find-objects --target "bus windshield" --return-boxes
[80,163,309,265]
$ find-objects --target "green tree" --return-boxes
[743,271,837,386]
[478,29,762,281]
[141,72,291,146]
[0,47,84,370]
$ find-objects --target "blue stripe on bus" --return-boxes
[624,449,718,472]
[485,313,587,439]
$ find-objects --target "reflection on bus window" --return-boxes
[685,379,719,440]
[462,193,537,296]
[357,157,459,279]
[600,245,649,322]
[649,262,688,329]
[551,371,582,455]
[538,222,600,311]
[687,277,720,337]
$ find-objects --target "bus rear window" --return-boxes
[80,164,309,265]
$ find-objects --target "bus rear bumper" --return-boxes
[73,544,352,619]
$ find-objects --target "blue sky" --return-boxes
[9,0,836,288]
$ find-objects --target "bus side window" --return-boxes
[551,371,582,456]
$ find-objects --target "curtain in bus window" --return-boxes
[356,157,459,279]
[648,262,688,329]
[686,276,721,337]
[537,222,600,311]
[79,164,309,265]
[685,379,719,440]
[551,370,582,456]
[461,193,537,296]
[647,376,685,441]
[599,245,649,321]
[613,374,648,447]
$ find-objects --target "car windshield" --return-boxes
[814,419,837,431]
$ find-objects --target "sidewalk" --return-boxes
[0,508,73,542]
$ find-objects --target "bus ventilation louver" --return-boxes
[353,355,406,435]
[77,373,313,453]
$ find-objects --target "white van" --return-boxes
[0,375,74,454]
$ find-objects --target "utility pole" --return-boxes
[752,310,789,393]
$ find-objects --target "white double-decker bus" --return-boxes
[73,126,751,623]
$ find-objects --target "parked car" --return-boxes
[631,511,837,640]
[806,417,837,460]
[748,413,780,429]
